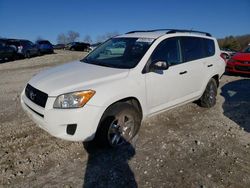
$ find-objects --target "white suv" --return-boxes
[21,29,225,147]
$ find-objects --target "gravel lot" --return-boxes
[0,50,250,188]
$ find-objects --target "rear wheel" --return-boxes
[25,51,31,58]
[199,78,217,108]
[94,103,141,148]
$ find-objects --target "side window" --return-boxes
[151,38,181,66]
[203,38,215,57]
[181,37,203,62]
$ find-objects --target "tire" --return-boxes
[25,51,31,58]
[94,102,141,148]
[70,47,75,51]
[199,78,217,108]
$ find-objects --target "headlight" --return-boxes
[53,90,95,109]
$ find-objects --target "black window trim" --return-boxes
[142,36,216,74]
[142,36,183,73]
[179,36,215,63]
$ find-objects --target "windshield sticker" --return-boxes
[136,38,154,43]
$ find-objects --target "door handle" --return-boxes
[207,64,213,67]
[179,71,187,75]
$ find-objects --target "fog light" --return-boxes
[66,124,77,135]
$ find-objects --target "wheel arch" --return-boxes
[212,74,219,87]
[102,97,143,120]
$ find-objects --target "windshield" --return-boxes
[81,37,154,69]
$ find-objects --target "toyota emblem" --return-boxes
[29,91,36,100]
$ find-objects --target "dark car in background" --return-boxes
[226,45,250,75]
[53,43,65,50]
[36,40,54,54]
[0,39,17,62]
[65,42,90,51]
[7,39,39,58]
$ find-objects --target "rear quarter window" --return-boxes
[203,38,215,57]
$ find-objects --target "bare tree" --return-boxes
[57,33,68,44]
[67,30,80,43]
[96,31,119,43]
[83,35,92,44]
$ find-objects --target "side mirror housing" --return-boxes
[150,60,169,71]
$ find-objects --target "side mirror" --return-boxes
[150,60,169,71]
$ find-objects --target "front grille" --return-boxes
[239,61,250,65]
[235,65,250,72]
[25,84,48,108]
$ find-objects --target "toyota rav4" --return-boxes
[21,29,225,147]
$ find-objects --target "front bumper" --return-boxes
[21,90,105,141]
[226,62,250,74]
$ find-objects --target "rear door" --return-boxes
[179,37,207,96]
[26,41,38,55]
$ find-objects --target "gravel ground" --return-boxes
[0,51,250,188]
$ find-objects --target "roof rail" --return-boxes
[126,29,212,37]
[126,30,156,34]
[166,29,211,37]
[126,29,174,34]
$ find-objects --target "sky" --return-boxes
[0,0,249,44]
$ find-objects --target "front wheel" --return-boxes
[94,103,141,148]
[199,78,218,108]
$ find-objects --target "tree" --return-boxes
[221,36,241,51]
[218,34,250,51]
[96,31,119,43]
[67,30,80,43]
[57,33,68,44]
[83,35,92,44]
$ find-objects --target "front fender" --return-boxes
[87,75,147,118]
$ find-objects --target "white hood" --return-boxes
[28,61,129,96]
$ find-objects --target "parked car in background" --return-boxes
[36,40,54,54]
[220,48,237,61]
[7,39,39,58]
[0,39,17,62]
[53,43,65,50]
[226,46,250,74]
[65,42,90,51]
[89,42,102,51]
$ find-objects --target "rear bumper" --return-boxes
[21,89,105,141]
